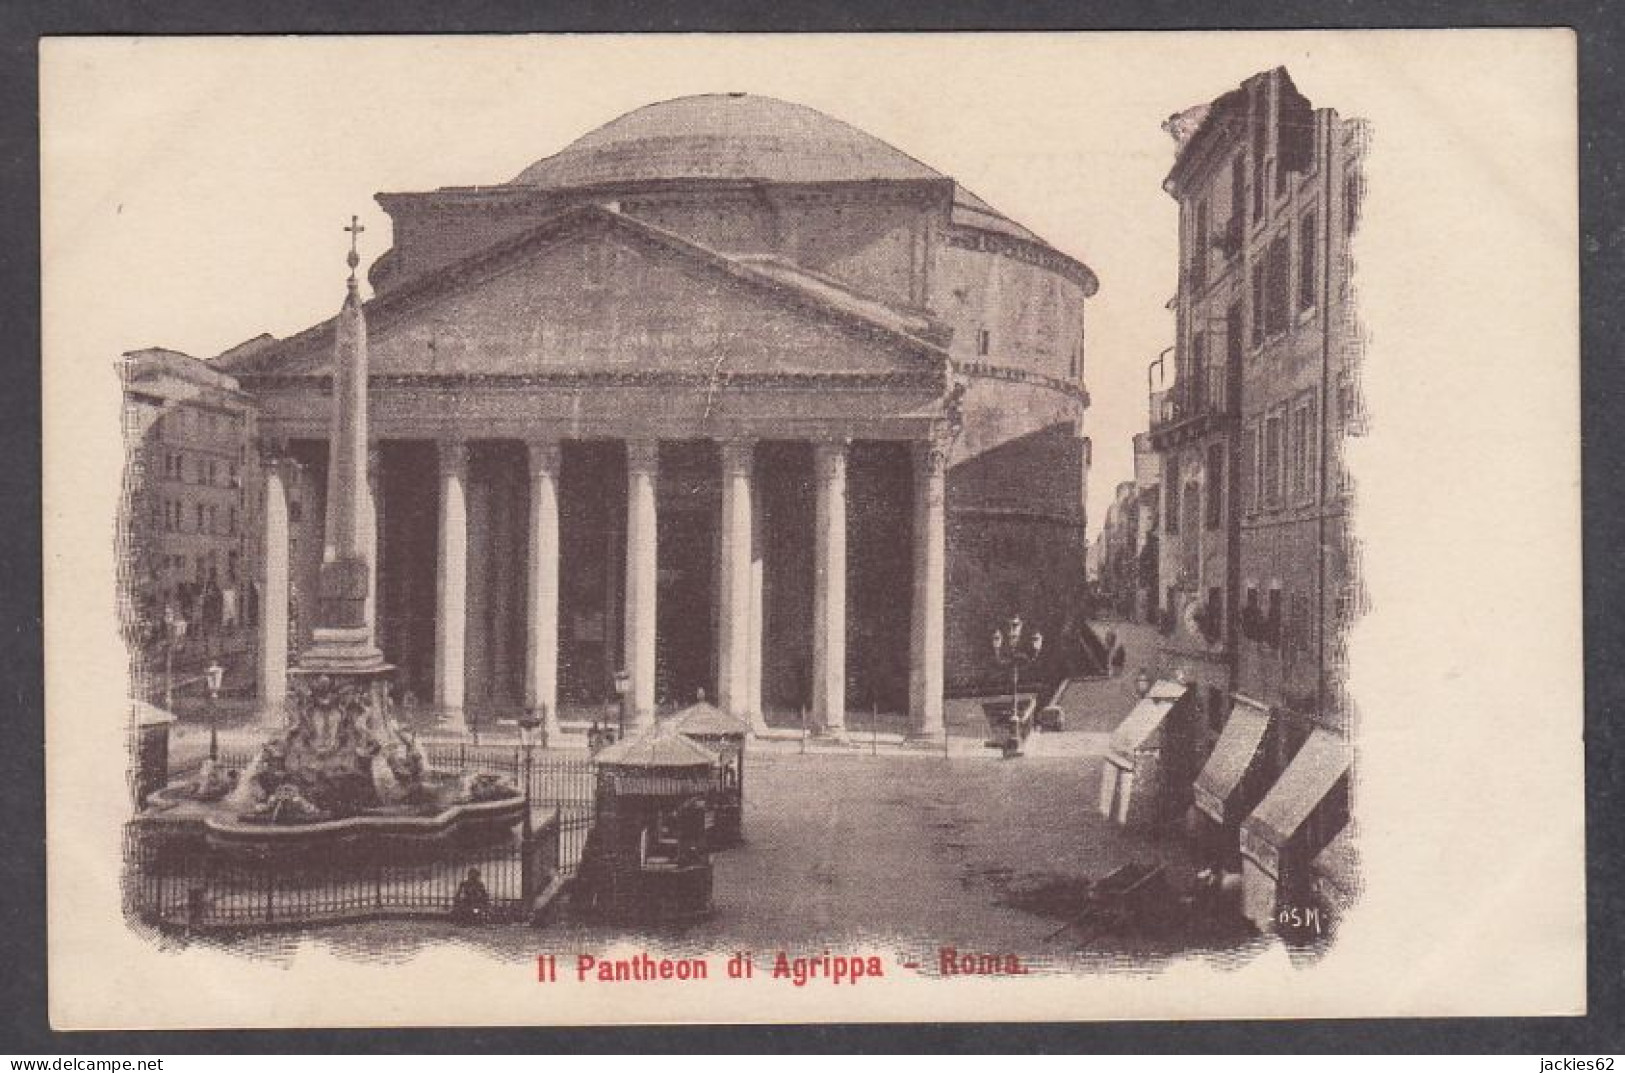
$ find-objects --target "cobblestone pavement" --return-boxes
[250,749,1202,967]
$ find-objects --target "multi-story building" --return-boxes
[1129,431,1161,624]
[118,348,261,687]
[1110,68,1366,936]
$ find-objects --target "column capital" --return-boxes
[626,439,660,474]
[813,438,849,482]
[915,437,950,479]
[256,436,290,468]
[719,438,755,476]
[527,438,563,475]
[437,439,469,477]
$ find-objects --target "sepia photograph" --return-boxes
[40,30,1585,1030]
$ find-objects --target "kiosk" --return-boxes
[670,700,749,848]
[575,729,718,923]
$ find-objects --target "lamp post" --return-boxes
[991,615,1042,758]
[612,668,630,742]
[205,660,224,763]
[516,710,539,839]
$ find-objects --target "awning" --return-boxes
[1312,823,1360,910]
[1193,699,1271,824]
[1242,728,1352,864]
[1106,680,1188,770]
[130,698,177,728]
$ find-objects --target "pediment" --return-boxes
[247,209,945,384]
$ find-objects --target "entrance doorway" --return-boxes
[656,441,719,708]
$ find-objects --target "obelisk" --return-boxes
[289,218,392,714]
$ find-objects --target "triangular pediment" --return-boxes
[241,208,946,383]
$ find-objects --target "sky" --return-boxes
[38,32,1567,536]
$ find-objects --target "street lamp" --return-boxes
[612,668,630,742]
[991,615,1043,758]
[516,710,540,840]
[205,660,224,762]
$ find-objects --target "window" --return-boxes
[1190,331,1207,412]
[1164,455,1181,534]
[228,506,237,535]
[1304,397,1320,503]
[1290,591,1312,655]
[195,504,204,532]
[1250,261,1266,347]
[1183,480,1201,535]
[1251,91,1267,221]
[1246,422,1262,514]
[1265,235,1291,336]
[288,500,304,525]
[1203,585,1224,644]
[1263,414,1284,507]
[1299,209,1318,312]
[976,328,991,356]
[1205,442,1225,530]
[1230,155,1247,248]
[1190,200,1209,291]
[1290,404,1309,501]
[1267,587,1284,649]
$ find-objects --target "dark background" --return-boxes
[2,0,1621,1054]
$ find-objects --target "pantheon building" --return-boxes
[217,93,1098,737]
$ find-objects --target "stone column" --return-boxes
[526,439,562,742]
[811,439,848,739]
[435,439,469,723]
[909,439,948,738]
[624,440,659,731]
[717,439,754,720]
[746,456,766,733]
[258,453,290,722]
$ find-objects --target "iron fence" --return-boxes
[130,743,598,932]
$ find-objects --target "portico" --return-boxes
[249,205,955,736]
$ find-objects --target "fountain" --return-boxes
[138,218,523,859]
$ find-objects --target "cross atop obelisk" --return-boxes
[302,214,385,670]
[344,215,365,282]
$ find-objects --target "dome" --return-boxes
[510,93,947,189]
[507,93,1048,247]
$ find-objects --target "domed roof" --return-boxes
[507,93,1049,248]
[510,93,946,189]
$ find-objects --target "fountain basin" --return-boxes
[141,785,525,858]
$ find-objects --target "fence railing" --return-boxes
[133,746,598,932]
[125,819,545,931]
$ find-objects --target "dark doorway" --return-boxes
[757,441,815,716]
[559,442,625,710]
[847,440,914,713]
[378,440,437,704]
[656,441,719,709]
[466,442,527,715]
